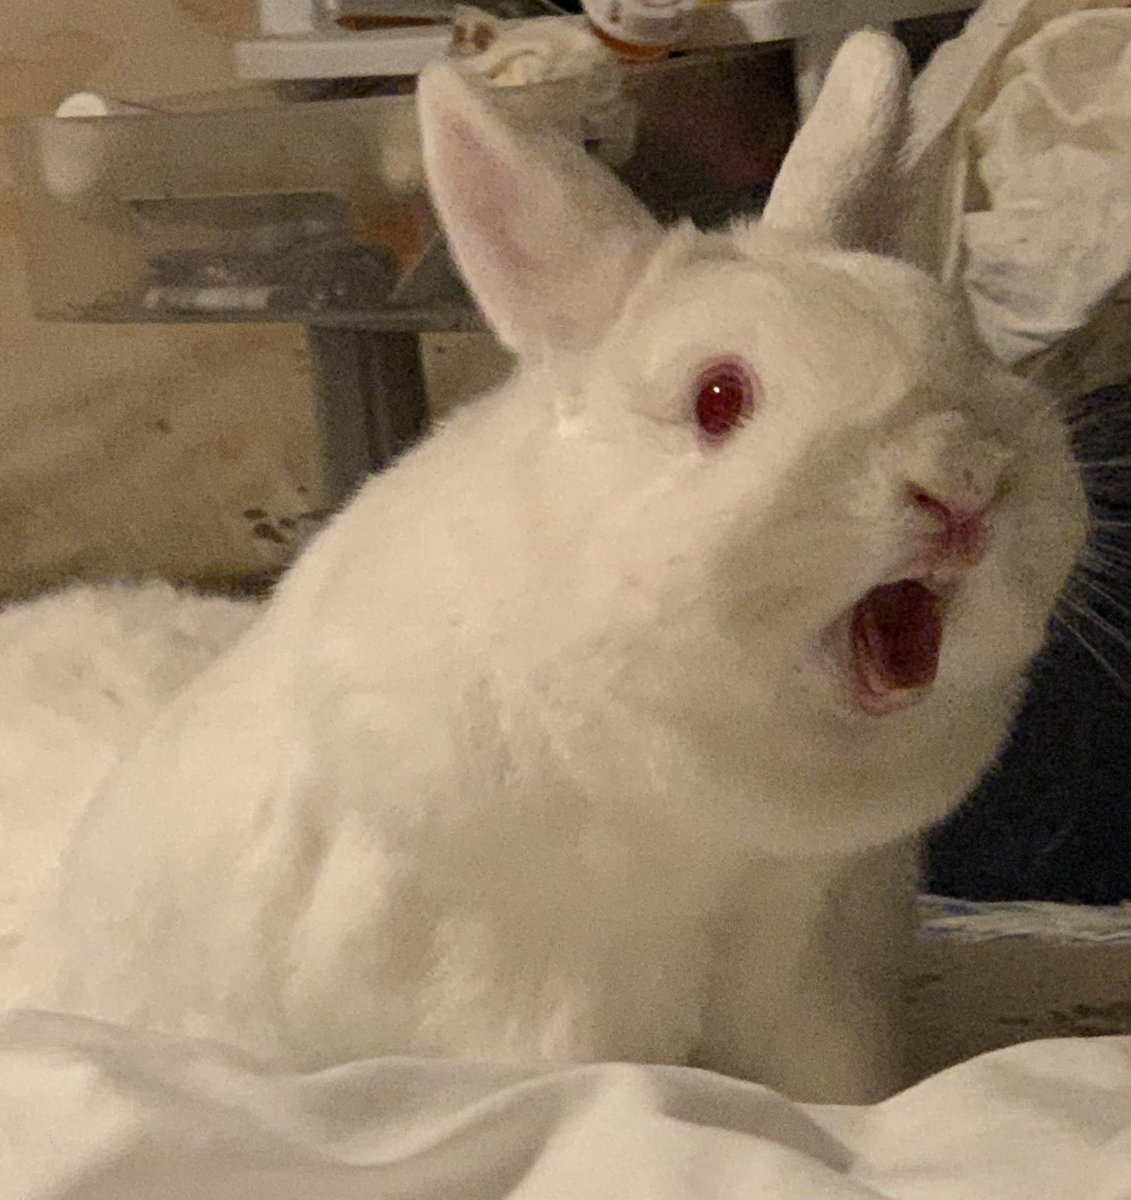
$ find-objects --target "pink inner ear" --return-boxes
[438,114,535,279]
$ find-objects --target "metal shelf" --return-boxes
[238,0,976,79]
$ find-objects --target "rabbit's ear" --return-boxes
[417,63,661,359]
[760,31,909,252]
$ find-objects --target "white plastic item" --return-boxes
[449,7,615,85]
[46,94,158,204]
[444,10,637,162]
[54,93,156,119]
[581,0,692,54]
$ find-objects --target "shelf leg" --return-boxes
[306,327,430,505]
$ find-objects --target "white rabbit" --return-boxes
[4,33,1086,1103]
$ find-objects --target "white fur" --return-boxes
[761,29,909,251]
[0,582,256,954]
[1,36,1087,1102]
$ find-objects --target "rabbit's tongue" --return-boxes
[850,580,943,716]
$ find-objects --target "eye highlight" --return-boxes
[694,359,759,440]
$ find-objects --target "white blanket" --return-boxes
[3,1010,1130,1200]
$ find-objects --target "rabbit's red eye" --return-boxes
[694,360,758,439]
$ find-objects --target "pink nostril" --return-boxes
[909,488,989,566]
[910,488,985,526]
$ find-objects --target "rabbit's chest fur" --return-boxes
[10,648,839,1078]
[1,339,1080,1106]
[1,371,1045,1103]
[5,408,874,1080]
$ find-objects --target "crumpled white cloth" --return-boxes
[3,1009,1131,1200]
[902,0,1131,394]
[963,9,1131,366]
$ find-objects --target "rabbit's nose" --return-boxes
[900,412,1012,568]
[902,413,1012,513]
[908,487,990,567]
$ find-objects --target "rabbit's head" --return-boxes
[416,35,1087,852]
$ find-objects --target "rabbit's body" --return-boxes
[8,371,919,1091]
[2,36,1087,1102]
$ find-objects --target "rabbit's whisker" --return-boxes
[1052,601,1131,696]
[1061,585,1131,657]
[1070,570,1131,630]
[1081,539,1131,577]
[1078,459,1131,473]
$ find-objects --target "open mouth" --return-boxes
[842,578,953,717]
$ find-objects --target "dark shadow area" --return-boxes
[927,384,1131,902]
